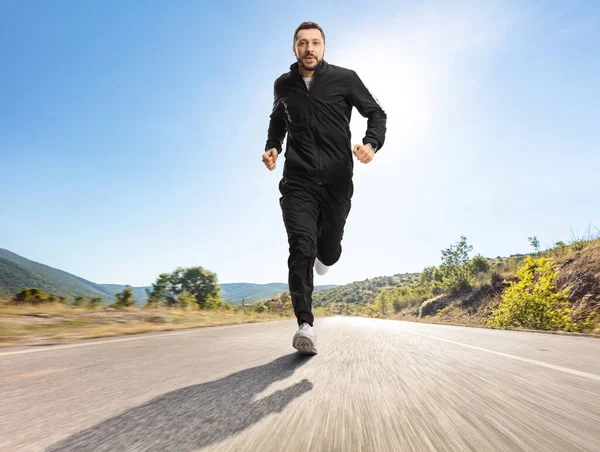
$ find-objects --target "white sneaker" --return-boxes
[314,257,329,276]
[293,322,317,355]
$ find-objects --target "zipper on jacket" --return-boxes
[305,90,322,185]
[303,69,323,185]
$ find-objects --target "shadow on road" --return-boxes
[46,353,313,451]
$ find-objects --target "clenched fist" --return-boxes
[353,144,375,164]
[262,148,278,171]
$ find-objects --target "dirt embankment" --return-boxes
[400,245,600,334]
[556,247,600,321]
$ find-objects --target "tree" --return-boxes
[146,267,221,309]
[88,296,103,308]
[468,254,490,275]
[528,236,540,253]
[73,296,85,307]
[146,273,178,307]
[441,236,473,268]
[204,295,226,310]
[180,266,220,308]
[439,236,475,294]
[147,266,220,309]
[374,289,392,316]
[418,266,436,285]
[418,266,444,294]
[177,291,198,310]
[114,286,136,307]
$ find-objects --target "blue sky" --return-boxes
[1,0,599,288]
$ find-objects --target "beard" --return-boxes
[297,53,321,71]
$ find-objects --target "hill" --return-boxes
[99,284,151,305]
[221,282,338,305]
[313,273,418,307]
[0,249,116,302]
[314,235,600,334]
[0,249,337,306]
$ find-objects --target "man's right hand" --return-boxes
[262,148,278,171]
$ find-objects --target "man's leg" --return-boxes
[317,179,353,267]
[279,178,320,326]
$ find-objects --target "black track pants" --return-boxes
[278,176,354,326]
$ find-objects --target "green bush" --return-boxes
[440,267,474,294]
[488,257,574,331]
[72,296,85,307]
[113,286,136,308]
[469,254,490,275]
[490,271,503,286]
[389,284,432,309]
[374,289,392,316]
[438,236,475,294]
[570,241,587,252]
[553,241,568,258]
[12,288,51,305]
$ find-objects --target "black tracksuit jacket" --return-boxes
[265,60,387,185]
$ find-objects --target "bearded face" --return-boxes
[293,28,326,72]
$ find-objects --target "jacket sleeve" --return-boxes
[265,80,287,154]
[349,71,387,152]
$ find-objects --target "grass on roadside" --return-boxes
[0,301,298,347]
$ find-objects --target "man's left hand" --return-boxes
[353,144,375,164]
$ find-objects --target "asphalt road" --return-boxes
[1,316,599,451]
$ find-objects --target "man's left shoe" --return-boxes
[293,323,318,355]
[314,257,330,276]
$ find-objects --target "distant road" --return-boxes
[1,317,599,451]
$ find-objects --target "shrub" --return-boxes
[12,288,50,305]
[374,289,392,316]
[553,241,568,258]
[490,271,504,286]
[469,254,490,275]
[72,296,85,307]
[438,236,475,294]
[488,257,574,331]
[88,296,104,308]
[113,286,136,308]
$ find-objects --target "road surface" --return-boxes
[1,316,599,451]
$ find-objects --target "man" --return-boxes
[262,21,387,355]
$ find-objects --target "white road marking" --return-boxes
[408,330,600,382]
[2,318,598,384]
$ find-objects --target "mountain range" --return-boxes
[0,249,336,305]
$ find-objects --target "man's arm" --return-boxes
[265,80,287,154]
[348,71,387,152]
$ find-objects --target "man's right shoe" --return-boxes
[293,322,317,355]
[314,257,330,276]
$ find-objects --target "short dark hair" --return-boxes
[293,22,325,44]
